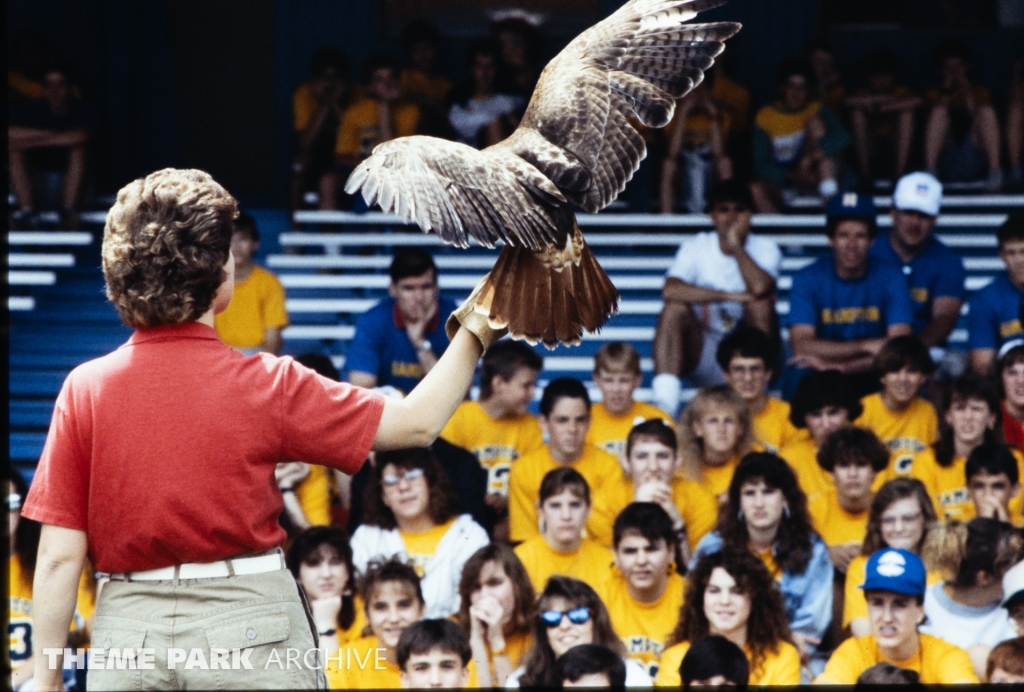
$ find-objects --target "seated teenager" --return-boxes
[986,638,1024,683]
[557,644,628,689]
[717,325,806,454]
[597,503,687,679]
[509,378,621,543]
[920,517,1023,679]
[327,558,425,689]
[816,548,978,683]
[1001,558,1024,637]
[965,442,1024,526]
[809,427,891,575]
[844,478,940,638]
[678,385,754,503]
[855,336,938,477]
[457,544,535,687]
[509,576,651,687]
[286,526,366,653]
[691,453,833,661]
[514,467,613,593]
[680,635,750,689]
[656,549,800,686]
[397,618,472,689]
[351,448,489,618]
[589,419,718,557]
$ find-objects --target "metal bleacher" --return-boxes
[7,196,1022,479]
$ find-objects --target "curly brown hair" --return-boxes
[456,544,536,639]
[861,478,937,556]
[102,168,237,328]
[363,448,458,530]
[667,549,791,678]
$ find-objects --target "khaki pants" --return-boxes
[88,567,327,690]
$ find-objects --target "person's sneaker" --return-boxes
[983,168,1004,192]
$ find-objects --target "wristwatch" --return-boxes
[417,339,432,352]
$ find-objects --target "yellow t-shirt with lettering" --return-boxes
[400,518,455,577]
[440,401,543,497]
[295,464,332,526]
[325,635,401,689]
[910,447,1024,523]
[856,394,938,477]
[508,445,622,543]
[808,489,869,549]
[694,454,741,504]
[655,639,801,687]
[598,570,686,680]
[513,535,614,594]
[586,401,674,463]
[588,471,718,553]
[752,397,807,454]
[336,98,420,159]
[214,266,289,350]
[843,555,942,628]
[816,633,978,684]
[9,556,95,668]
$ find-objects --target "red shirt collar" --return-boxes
[126,321,223,346]
[392,302,440,333]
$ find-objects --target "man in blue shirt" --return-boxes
[789,192,913,377]
[969,214,1024,375]
[346,248,456,394]
[870,172,965,349]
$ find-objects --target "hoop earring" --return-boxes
[783,504,790,519]
[737,509,745,521]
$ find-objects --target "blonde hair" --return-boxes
[677,385,752,482]
[922,518,1024,586]
[102,168,237,328]
[593,341,641,375]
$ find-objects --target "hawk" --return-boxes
[346,0,740,347]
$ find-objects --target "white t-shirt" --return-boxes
[920,581,1017,649]
[505,657,651,688]
[448,94,525,144]
[666,231,783,337]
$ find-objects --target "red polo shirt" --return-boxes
[23,323,384,574]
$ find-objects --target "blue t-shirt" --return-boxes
[869,232,966,339]
[345,297,456,394]
[788,254,914,340]
[967,274,1024,351]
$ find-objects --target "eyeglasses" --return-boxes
[382,468,425,487]
[880,512,922,527]
[540,607,591,628]
[7,493,22,512]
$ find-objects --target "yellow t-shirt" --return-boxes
[598,570,686,680]
[780,438,833,503]
[856,394,938,476]
[513,535,614,594]
[9,556,95,667]
[339,596,369,645]
[816,633,978,684]
[295,464,332,527]
[910,447,1024,523]
[325,635,402,689]
[588,471,718,553]
[336,98,420,159]
[400,518,455,578]
[754,101,823,164]
[843,555,942,628]
[586,401,674,463]
[213,266,289,350]
[469,629,532,687]
[808,489,869,549]
[655,639,801,687]
[508,445,622,543]
[695,454,741,504]
[752,398,807,455]
[400,69,453,104]
[440,401,544,497]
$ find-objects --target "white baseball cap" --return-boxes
[893,171,942,216]
[1002,559,1024,607]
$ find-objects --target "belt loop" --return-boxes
[123,572,132,583]
[173,564,180,587]
[276,547,286,570]
[226,558,236,578]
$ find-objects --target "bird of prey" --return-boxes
[346,0,740,348]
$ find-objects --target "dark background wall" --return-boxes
[8,0,1020,206]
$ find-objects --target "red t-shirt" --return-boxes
[1003,401,1024,449]
[23,323,384,573]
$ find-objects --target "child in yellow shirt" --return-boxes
[589,419,718,555]
[677,385,753,503]
[965,443,1023,525]
[587,342,673,465]
[397,619,472,689]
[514,467,613,593]
[856,336,938,477]
[596,502,687,680]
[508,378,621,543]
[716,325,806,454]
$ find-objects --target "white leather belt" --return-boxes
[107,550,285,581]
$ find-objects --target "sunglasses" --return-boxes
[382,467,425,487]
[540,607,591,628]
[7,493,22,512]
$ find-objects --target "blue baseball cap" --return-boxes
[860,548,926,597]
[826,191,877,221]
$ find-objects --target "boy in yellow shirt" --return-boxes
[589,419,718,555]
[856,336,938,477]
[716,325,805,454]
[514,467,613,593]
[587,342,673,465]
[397,619,472,689]
[965,442,1024,526]
[596,502,687,680]
[441,341,543,538]
[508,378,621,543]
